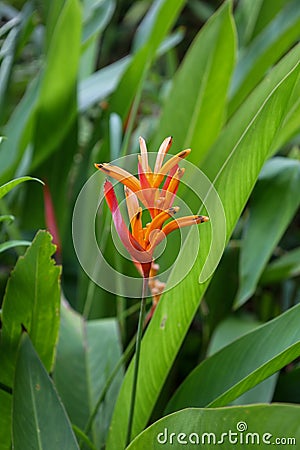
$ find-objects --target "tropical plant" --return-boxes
[0,0,300,449]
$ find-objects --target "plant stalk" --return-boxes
[126,277,148,446]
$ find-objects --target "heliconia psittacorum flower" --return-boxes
[95,137,209,278]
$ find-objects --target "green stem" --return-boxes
[126,277,148,446]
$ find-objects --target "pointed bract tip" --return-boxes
[198,215,209,223]
[169,206,180,214]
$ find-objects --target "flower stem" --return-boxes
[126,277,148,446]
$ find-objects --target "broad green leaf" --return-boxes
[249,0,291,39]
[107,37,300,449]
[0,77,40,182]
[31,0,81,170]
[82,0,115,44]
[166,304,300,413]
[131,0,186,55]
[0,176,43,200]
[0,390,11,450]
[109,0,186,121]
[127,405,300,449]
[0,27,18,122]
[202,42,300,181]
[80,0,115,79]
[234,0,264,47]
[0,240,31,253]
[206,315,277,406]
[260,247,300,284]
[235,157,300,308]
[270,74,300,151]
[207,315,261,356]
[12,333,79,450]
[152,0,236,165]
[53,302,123,449]
[44,0,67,49]
[229,0,300,115]
[78,57,131,112]
[0,230,61,387]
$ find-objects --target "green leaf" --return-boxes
[0,27,18,121]
[0,76,40,182]
[0,176,43,200]
[234,0,264,47]
[107,36,300,449]
[260,247,300,284]
[202,42,300,181]
[80,0,115,79]
[82,0,115,44]
[78,57,131,112]
[166,304,300,412]
[0,230,61,387]
[127,405,300,449]
[31,0,81,170]
[235,157,300,308]
[152,0,236,165]
[206,315,277,406]
[0,214,14,223]
[0,390,11,450]
[12,333,79,450]
[229,0,300,115]
[53,302,123,449]
[109,0,186,121]
[0,240,31,253]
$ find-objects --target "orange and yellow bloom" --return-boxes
[95,136,208,278]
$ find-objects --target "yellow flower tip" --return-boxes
[95,162,111,173]
[197,215,209,223]
[180,148,191,159]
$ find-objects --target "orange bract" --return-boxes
[95,137,209,278]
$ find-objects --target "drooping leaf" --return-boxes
[0,176,43,200]
[166,303,300,413]
[127,405,300,449]
[0,230,61,387]
[12,333,79,450]
[235,157,300,308]
[0,240,31,253]
[53,302,123,449]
